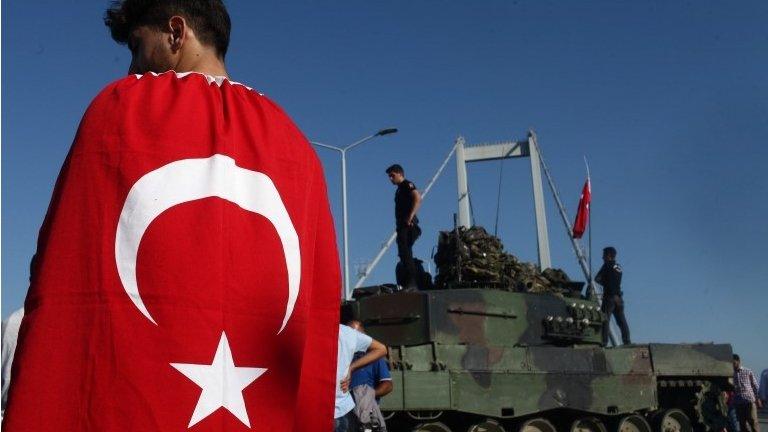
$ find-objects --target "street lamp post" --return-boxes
[311,128,398,300]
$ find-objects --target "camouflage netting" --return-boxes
[433,226,572,293]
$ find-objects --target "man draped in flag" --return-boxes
[3,1,341,430]
[572,177,591,239]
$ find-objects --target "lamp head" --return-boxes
[376,128,398,136]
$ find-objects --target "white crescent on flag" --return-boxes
[114,154,301,333]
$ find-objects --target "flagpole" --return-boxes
[584,156,616,346]
[588,186,593,296]
[588,204,592,287]
[585,156,592,292]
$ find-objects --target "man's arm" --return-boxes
[594,265,605,285]
[373,359,393,397]
[751,371,763,407]
[374,380,393,398]
[350,339,387,374]
[407,188,422,226]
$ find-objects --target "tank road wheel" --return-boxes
[615,414,652,432]
[519,418,557,432]
[654,409,692,432]
[570,417,608,432]
[413,422,453,432]
[468,419,506,432]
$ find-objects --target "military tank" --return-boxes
[344,227,732,432]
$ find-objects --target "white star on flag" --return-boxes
[171,332,267,428]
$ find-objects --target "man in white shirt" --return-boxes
[335,324,387,432]
[2,307,24,416]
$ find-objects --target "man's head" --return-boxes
[602,246,617,262]
[346,319,365,333]
[386,164,405,185]
[104,0,231,74]
[733,354,741,370]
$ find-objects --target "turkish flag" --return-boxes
[572,178,591,239]
[3,72,341,431]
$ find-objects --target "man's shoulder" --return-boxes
[339,325,371,343]
[93,72,274,102]
[339,324,354,336]
[736,367,755,376]
[85,71,315,152]
[375,358,392,380]
[98,72,265,99]
[376,357,391,372]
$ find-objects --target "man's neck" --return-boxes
[175,49,229,78]
[176,63,228,79]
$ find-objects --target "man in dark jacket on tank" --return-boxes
[595,246,631,346]
[386,164,422,291]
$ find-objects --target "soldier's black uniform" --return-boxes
[595,259,631,345]
[394,179,421,290]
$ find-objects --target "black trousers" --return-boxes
[735,402,760,432]
[602,294,631,345]
[334,410,359,432]
[395,224,421,289]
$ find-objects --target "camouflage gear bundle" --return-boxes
[433,226,570,293]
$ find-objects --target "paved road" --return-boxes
[759,407,767,428]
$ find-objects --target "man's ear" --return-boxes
[168,15,187,51]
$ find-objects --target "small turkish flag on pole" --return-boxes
[3,72,340,431]
[572,177,591,239]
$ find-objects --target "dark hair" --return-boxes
[733,354,740,361]
[603,246,617,258]
[386,164,404,175]
[343,319,361,328]
[104,0,231,58]
[340,304,354,324]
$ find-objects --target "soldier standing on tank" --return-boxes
[595,246,631,345]
[386,164,422,291]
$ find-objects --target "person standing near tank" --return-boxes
[335,322,388,432]
[347,320,393,431]
[732,354,762,432]
[595,246,631,345]
[386,164,422,291]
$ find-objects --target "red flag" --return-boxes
[572,177,591,239]
[3,72,340,431]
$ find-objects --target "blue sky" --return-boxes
[3,1,767,371]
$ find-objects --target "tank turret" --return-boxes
[347,289,604,349]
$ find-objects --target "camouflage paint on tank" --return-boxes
[347,287,733,429]
[649,343,733,377]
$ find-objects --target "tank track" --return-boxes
[382,378,730,432]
